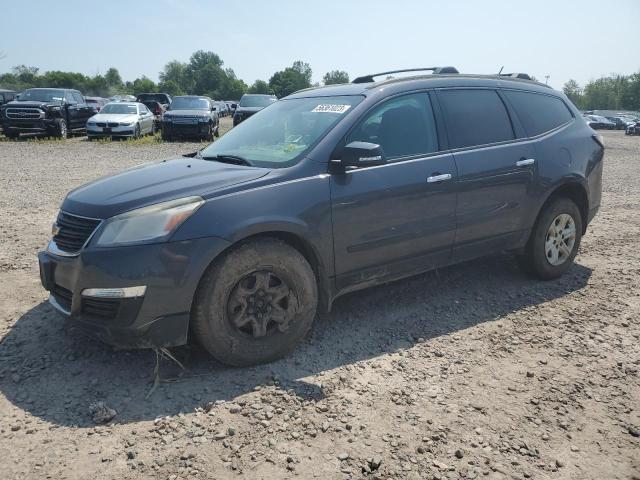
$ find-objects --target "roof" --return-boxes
[287,73,553,99]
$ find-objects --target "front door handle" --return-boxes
[427,173,452,183]
[516,158,535,167]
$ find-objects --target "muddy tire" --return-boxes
[517,197,582,280]
[191,238,318,366]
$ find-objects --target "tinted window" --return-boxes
[348,92,439,160]
[240,95,276,108]
[504,90,573,136]
[73,92,84,104]
[439,89,514,149]
[170,97,210,110]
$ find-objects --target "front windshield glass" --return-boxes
[240,95,276,108]
[200,95,363,168]
[101,104,138,114]
[18,89,64,103]
[137,93,167,103]
[170,97,209,110]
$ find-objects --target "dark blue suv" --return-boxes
[38,68,604,366]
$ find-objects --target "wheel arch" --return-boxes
[537,181,590,234]
[194,229,333,314]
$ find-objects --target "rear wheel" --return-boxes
[517,197,582,280]
[192,238,318,366]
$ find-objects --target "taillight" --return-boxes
[592,133,605,149]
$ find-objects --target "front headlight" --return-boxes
[94,196,204,247]
[120,121,134,126]
[164,116,173,122]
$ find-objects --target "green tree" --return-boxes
[248,79,271,94]
[131,76,157,95]
[323,70,349,85]
[158,79,184,96]
[104,67,123,91]
[268,61,313,98]
[563,79,583,109]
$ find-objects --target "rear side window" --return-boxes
[504,90,573,137]
[438,89,514,149]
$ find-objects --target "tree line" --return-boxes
[0,50,350,100]
[563,73,640,111]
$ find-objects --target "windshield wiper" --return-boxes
[200,154,253,166]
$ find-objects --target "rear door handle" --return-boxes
[516,158,535,167]
[426,173,452,183]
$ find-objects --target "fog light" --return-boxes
[82,286,146,298]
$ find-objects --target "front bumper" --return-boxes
[162,121,212,138]
[3,118,56,133]
[87,124,135,137]
[38,236,231,348]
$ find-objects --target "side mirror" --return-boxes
[337,141,385,168]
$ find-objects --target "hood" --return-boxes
[165,109,210,117]
[3,100,60,109]
[235,106,263,114]
[62,157,270,219]
[89,113,138,123]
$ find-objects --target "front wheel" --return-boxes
[53,119,68,139]
[517,197,582,280]
[191,239,318,366]
[133,123,141,139]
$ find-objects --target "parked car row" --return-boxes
[583,112,640,132]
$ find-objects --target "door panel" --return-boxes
[331,154,457,291]
[452,141,537,260]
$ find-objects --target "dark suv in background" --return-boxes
[161,95,219,141]
[38,67,603,367]
[1,88,95,138]
[233,93,277,126]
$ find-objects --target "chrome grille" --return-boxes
[52,211,102,254]
[6,108,44,119]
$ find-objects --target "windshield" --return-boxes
[170,97,209,110]
[240,95,276,108]
[137,93,168,103]
[200,95,363,168]
[101,104,138,114]
[18,89,64,103]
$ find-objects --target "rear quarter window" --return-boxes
[503,90,573,137]
[438,89,515,149]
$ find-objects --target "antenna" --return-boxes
[498,66,504,75]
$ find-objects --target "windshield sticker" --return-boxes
[311,104,351,114]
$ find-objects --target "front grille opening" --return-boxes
[53,211,101,254]
[52,284,72,311]
[82,297,120,320]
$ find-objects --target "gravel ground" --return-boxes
[0,126,638,480]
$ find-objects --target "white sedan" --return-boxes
[86,102,155,139]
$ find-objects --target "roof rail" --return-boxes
[499,73,533,80]
[352,66,459,84]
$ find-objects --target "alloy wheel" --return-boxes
[545,213,576,266]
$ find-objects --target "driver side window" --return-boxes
[347,92,439,160]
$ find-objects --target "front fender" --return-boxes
[172,173,334,277]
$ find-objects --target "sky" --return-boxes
[1,0,638,91]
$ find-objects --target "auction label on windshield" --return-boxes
[312,104,351,113]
